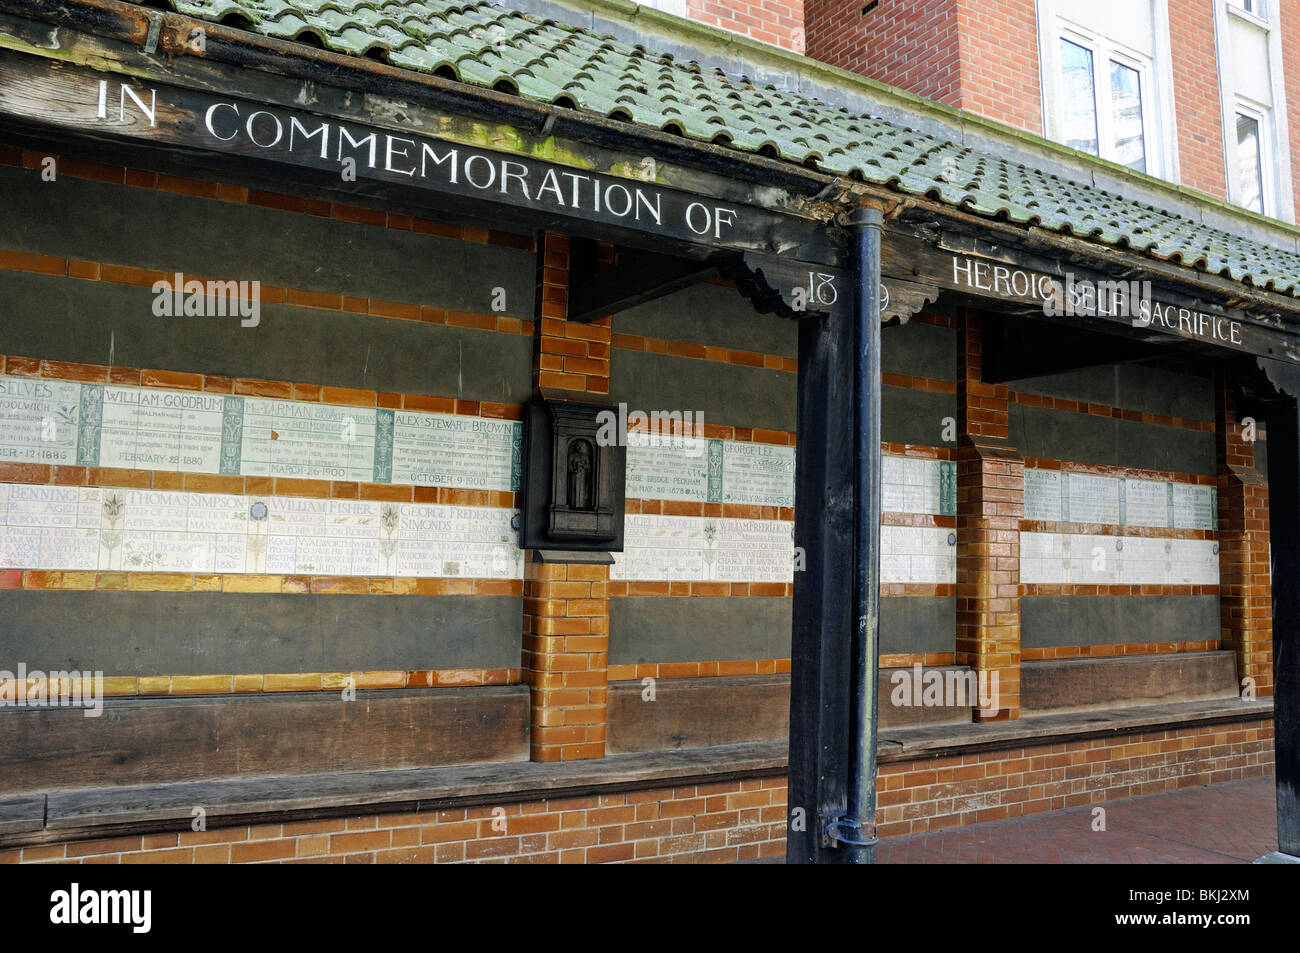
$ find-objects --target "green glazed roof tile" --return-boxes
[154,0,1300,295]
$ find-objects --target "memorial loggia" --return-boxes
[0,0,1296,871]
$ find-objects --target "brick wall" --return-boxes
[534,233,611,397]
[525,232,615,760]
[806,0,962,106]
[1281,0,1300,216]
[805,0,1041,134]
[1215,371,1272,696]
[953,0,1041,133]
[955,315,1022,720]
[684,0,806,52]
[523,560,611,761]
[1169,0,1227,199]
[805,0,1270,201]
[5,716,1270,863]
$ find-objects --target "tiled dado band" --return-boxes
[607,659,793,680]
[0,360,804,508]
[1022,465,1217,529]
[0,356,1224,595]
[0,570,521,595]
[0,356,954,523]
[6,668,523,698]
[1015,456,1220,589]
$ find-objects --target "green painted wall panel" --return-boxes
[0,271,533,403]
[0,165,535,318]
[0,591,522,673]
[1021,595,1220,648]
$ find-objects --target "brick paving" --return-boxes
[877,775,1278,863]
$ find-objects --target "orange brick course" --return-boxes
[606,580,794,598]
[1010,390,1216,433]
[612,330,797,373]
[28,667,524,699]
[607,658,791,681]
[1022,640,1218,661]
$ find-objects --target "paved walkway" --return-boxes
[877,775,1278,863]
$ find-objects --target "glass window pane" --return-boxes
[1236,113,1265,213]
[1109,61,1146,173]
[1060,39,1098,156]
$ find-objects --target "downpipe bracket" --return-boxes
[823,815,878,849]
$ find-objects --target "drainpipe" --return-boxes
[826,205,883,863]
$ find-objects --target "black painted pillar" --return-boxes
[787,206,883,863]
[1264,388,1300,857]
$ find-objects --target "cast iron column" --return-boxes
[1265,389,1300,857]
[787,205,883,863]
[840,206,884,862]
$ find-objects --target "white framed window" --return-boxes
[1053,29,1157,172]
[1233,100,1269,214]
[1227,0,1267,24]
[1215,0,1294,220]
[642,0,687,16]
[1037,2,1177,180]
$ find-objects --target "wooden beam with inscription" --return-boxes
[882,229,1300,362]
[0,47,847,272]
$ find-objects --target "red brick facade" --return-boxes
[952,0,1041,133]
[1281,0,1300,216]
[805,0,1041,134]
[685,0,806,53]
[1169,0,1228,199]
[806,0,962,107]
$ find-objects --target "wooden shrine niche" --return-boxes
[519,400,626,555]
